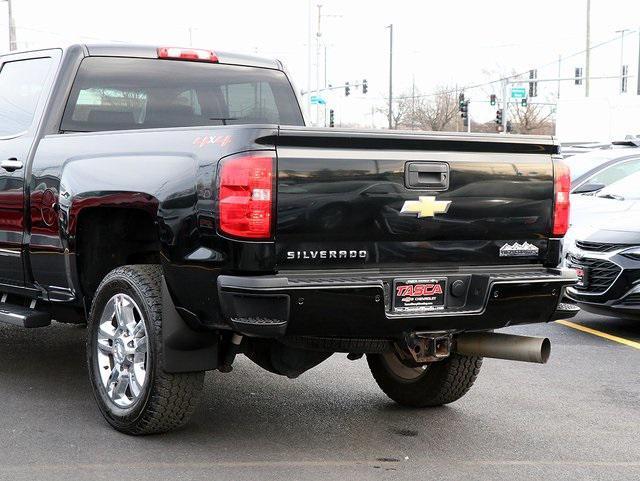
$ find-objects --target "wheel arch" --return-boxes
[57,152,199,302]
[73,202,161,303]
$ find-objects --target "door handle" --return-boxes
[405,162,450,190]
[1,158,23,172]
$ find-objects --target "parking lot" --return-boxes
[0,312,637,481]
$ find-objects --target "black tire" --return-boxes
[367,351,482,407]
[86,265,204,435]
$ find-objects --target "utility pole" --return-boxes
[2,0,16,51]
[616,29,630,93]
[306,0,314,124]
[501,79,508,133]
[411,74,415,130]
[585,0,591,97]
[315,4,322,127]
[557,54,562,99]
[324,45,328,127]
[386,24,393,129]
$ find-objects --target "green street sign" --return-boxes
[511,87,527,99]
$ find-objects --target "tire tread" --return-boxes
[367,352,482,407]
[88,265,204,435]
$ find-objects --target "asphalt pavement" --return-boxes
[0,311,638,481]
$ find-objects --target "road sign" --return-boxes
[510,87,527,99]
[310,95,326,105]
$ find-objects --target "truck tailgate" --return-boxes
[274,128,557,269]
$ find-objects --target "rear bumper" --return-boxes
[218,267,578,338]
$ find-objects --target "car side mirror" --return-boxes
[572,182,605,194]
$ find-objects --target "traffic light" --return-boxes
[521,98,528,107]
[529,69,538,97]
[495,109,503,125]
[460,100,469,119]
[459,93,468,119]
[345,82,350,96]
[490,94,497,106]
[329,109,335,127]
[362,79,368,94]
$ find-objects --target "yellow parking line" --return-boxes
[556,319,640,350]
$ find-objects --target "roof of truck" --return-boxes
[0,43,283,70]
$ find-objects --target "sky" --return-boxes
[1,0,639,126]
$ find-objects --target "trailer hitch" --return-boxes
[402,332,452,363]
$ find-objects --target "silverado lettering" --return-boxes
[286,250,368,260]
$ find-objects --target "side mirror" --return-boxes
[572,182,605,194]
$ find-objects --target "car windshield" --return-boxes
[596,171,640,200]
[564,151,626,180]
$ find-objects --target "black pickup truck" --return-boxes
[0,44,578,434]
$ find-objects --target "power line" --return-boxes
[0,21,128,44]
[391,29,638,101]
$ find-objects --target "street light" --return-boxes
[386,24,393,129]
[1,0,16,51]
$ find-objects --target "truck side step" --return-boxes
[0,304,51,328]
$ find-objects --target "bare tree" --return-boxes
[95,88,147,110]
[377,95,413,129]
[409,86,460,131]
[508,102,554,134]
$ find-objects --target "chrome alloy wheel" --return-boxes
[96,293,149,408]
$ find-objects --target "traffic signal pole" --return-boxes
[585,0,591,97]
[501,80,508,133]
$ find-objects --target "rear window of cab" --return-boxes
[60,56,304,132]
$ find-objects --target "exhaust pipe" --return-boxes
[454,332,551,364]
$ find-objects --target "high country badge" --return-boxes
[499,241,539,257]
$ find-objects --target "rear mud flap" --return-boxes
[161,276,219,373]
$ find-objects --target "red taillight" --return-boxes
[157,47,218,62]
[218,153,274,239]
[552,159,571,236]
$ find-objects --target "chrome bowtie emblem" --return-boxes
[400,196,452,218]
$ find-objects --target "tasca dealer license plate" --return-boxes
[393,278,446,313]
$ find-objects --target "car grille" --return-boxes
[575,240,632,252]
[621,293,640,306]
[567,254,621,293]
